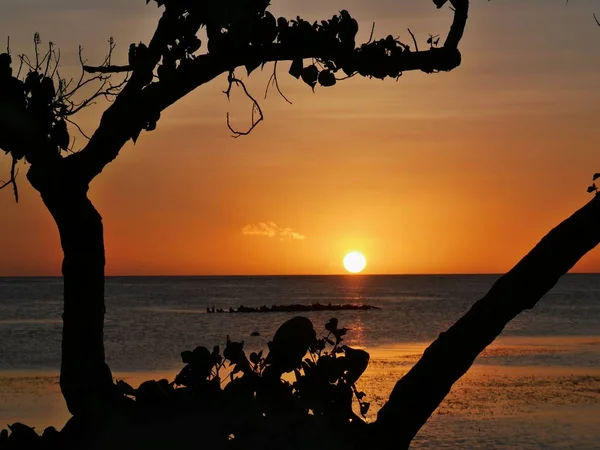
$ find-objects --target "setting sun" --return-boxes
[343,251,367,274]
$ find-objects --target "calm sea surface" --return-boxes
[1,275,600,448]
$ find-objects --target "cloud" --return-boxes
[242,222,305,241]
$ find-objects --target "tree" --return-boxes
[0,0,469,419]
[2,1,600,448]
[372,190,600,448]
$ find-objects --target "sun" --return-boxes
[343,251,367,274]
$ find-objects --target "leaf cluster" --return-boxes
[0,47,70,160]
[108,317,371,446]
[0,317,372,448]
[0,424,59,450]
[142,0,415,90]
[0,35,126,163]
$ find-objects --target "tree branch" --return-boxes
[71,47,463,183]
[444,0,469,50]
[83,65,131,74]
[68,0,469,184]
[372,192,600,448]
[265,61,293,105]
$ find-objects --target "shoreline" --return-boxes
[2,335,599,434]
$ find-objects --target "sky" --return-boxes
[1,0,600,276]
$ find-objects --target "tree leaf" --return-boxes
[181,351,193,364]
[224,336,245,364]
[325,318,338,333]
[265,316,316,372]
[289,59,303,79]
[301,65,319,90]
[593,173,600,181]
[342,345,370,384]
[245,60,261,75]
[318,69,336,87]
[131,127,142,144]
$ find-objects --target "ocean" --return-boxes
[1,275,600,448]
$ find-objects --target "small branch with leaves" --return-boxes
[60,38,130,119]
[0,0,469,189]
[587,173,600,194]
[0,32,129,202]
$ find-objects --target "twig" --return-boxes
[34,33,40,70]
[11,34,129,153]
[50,48,60,79]
[407,28,419,52]
[65,117,91,140]
[0,157,19,203]
[44,42,53,76]
[83,65,132,74]
[224,71,264,137]
[366,22,376,44]
[62,40,128,116]
[335,73,357,81]
[264,62,292,105]
[18,54,34,71]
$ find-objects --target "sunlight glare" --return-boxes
[343,251,367,274]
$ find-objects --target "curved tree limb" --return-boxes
[443,0,469,49]
[69,0,469,184]
[372,192,600,448]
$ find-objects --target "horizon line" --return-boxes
[1,272,600,278]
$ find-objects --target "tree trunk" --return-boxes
[34,175,115,415]
[371,194,600,448]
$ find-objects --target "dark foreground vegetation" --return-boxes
[0,317,374,450]
[4,0,600,447]
[0,0,469,436]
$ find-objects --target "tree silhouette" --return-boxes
[0,0,469,420]
[2,0,600,447]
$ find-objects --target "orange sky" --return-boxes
[1,0,600,276]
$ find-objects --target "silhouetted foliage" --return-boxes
[3,1,600,448]
[0,317,373,449]
[0,0,470,442]
[0,35,125,200]
[127,316,370,423]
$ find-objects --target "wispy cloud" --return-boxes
[242,222,305,241]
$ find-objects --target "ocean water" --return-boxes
[1,275,600,448]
